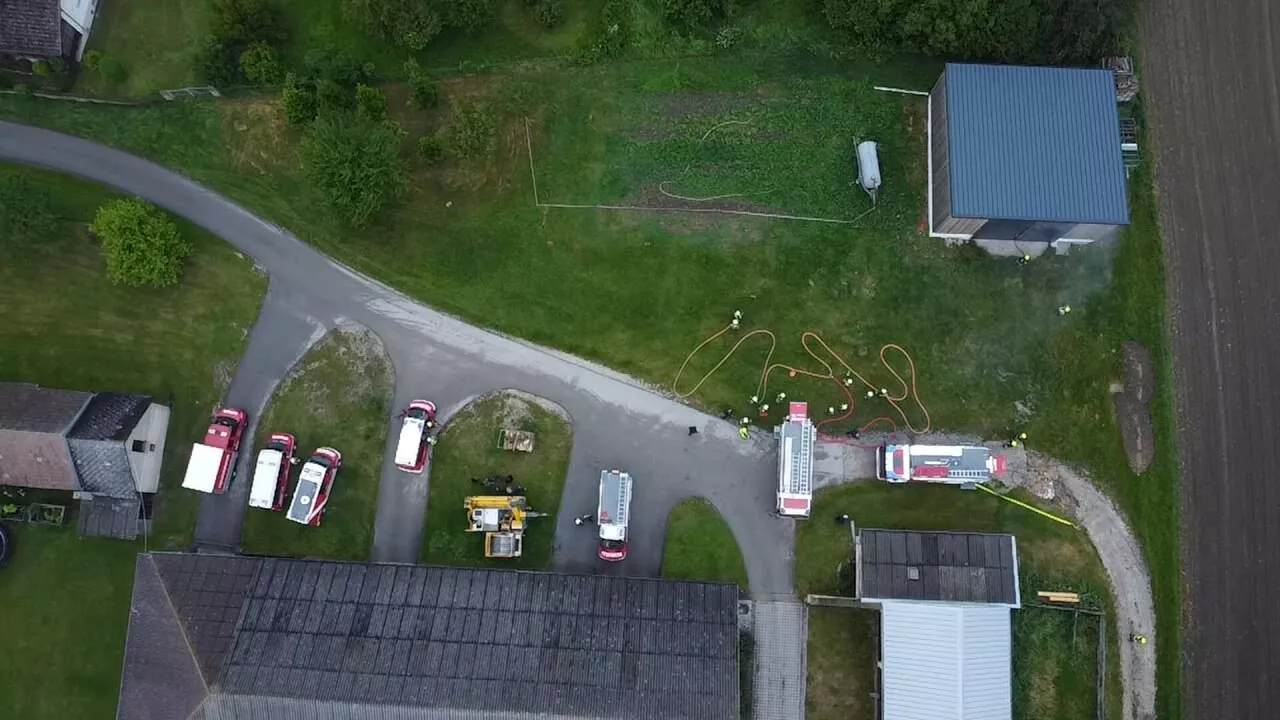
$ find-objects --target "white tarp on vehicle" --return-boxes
[394,416,425,468]
[182,443,227,493]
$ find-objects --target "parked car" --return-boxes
[287,447,342,526]
[394,400,437,474]
[249,433,297,511]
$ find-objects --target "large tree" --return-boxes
[301,112,407,228]
[90,199,193,288]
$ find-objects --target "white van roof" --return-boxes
[182,443,226,493]
[395,416,425,466]
[249,448,284,508]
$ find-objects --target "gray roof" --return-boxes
[0,0,62,57]
[120,554,742,720]
[880,602,1012,720]
[0,382,91,433]
[858,529,1019,605]
[68,393,152,441]
[944,63,1130,225]
[77,497,141,539]
[68,439,136,497]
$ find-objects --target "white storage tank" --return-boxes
[856,141,881,194]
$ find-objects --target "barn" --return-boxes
[928,63,1130,256]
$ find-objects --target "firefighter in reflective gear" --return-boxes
[739,426,749,440]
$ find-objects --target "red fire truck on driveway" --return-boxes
[182,408,247,494]
[288,447,342,526]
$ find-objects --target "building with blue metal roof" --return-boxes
[928,63,1130,256]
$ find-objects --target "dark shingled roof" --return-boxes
[944,63,1130,226]
[119,554,742,720]
[68,393,152,441]
[0,0,63,57]
[67,440,136,497]
[858,529,1019,605]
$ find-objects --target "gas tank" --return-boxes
[856,141,881,192]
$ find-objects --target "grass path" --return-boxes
[240,327,393,559]
[421,393,572,568]
[660,497,748,588]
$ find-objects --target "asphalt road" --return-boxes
[0,121,797,599]
[1142,2,1280,718]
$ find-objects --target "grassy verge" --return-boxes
[240,328,393,560]
[798,483,1122,720]
[77,0,210,97]
[806,606,877,720]
[0,526,139,719]
[420,393,572,569]
[0,165,265,550]
[660,497,748,588]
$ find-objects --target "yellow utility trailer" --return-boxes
[464,496,543,558]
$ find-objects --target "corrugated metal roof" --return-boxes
[880,602,1012,720]
[859,530,1019,605]
[122,554,741,720]
[78,497,140,539]
[944,63,1130,225]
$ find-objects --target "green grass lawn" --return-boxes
[0,165,265,550]
[78,0,211,97]
[660,497,748,588]
[240,328,392,559]
[420,393,572,568]
[0,526,140,719]
[0,52,1179,716]
[797,483,1122,720]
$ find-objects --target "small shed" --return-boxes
[854,528,1022,720]
[928,63,1130,256]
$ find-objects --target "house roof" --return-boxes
[944,63,1130,225]
[119,554,742,720]
[0,430,78,490]
[68,393,152,441]
[0,0,63,57]
[0,382,92,433]
[68,440,136,497]
[880,602,1012,720]
[858,529,1019,605]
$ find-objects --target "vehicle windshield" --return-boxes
[309,455,332,468]
[600,539,626,550]
[265,441,287,452]
[214,416,239,430]
[407,408,426,420]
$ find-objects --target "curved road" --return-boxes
[0,120,796,597]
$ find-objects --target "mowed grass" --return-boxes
[0,54,1179,715]
[797,483,1123,720]
[78,0,211,97]
[421,393,572,569]
[0,165,265,549]
[0,526,140,719]
[660,497,748,588]
[240,328,393,560]
[806,606,878,720]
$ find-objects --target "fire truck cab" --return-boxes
[395,400,437,473]
[876,443,1005,484]
[597,470,633,561]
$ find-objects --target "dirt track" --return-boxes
[1142,2,1280,719]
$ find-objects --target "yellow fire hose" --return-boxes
[976,483,1077,528]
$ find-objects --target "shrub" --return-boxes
[240,42,283,84]
[448,101,496,160]
[343,0,445,51]
[303,47,367,86]
[355,83,388,121]
[281,73,318,127]
[404,59,439,108]
[31,60,52,77]
[89,199,193,288]
[300,112,406,227]
[12,83,33,98]
[200,0,287,85]
[417,135,445,164]
[446,0,498,33]
[0,173,58,246]
[98,56,128,86]
[82,50,102,72]
[534,0,564,28]
[662,0,725,29]
[315,77,352,110]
